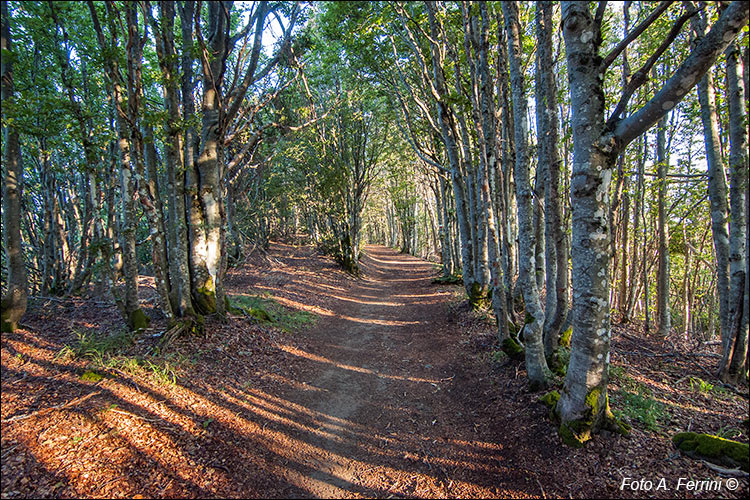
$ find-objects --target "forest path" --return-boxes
[258,245,540,498]
[4,243,746,499]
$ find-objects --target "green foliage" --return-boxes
[229,294,317,333]
[489,350,508,363]
[715,426,743,440]
[80,370,103,383]
[60,328,178,386]
[431,274,463,285]
[608,363,637,390]
[69,329,135,359]
[687,376,724,395]
[611,384,669,432]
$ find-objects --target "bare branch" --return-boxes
[601,1,672,71]
[607,4,699,124]
[613,0,748,149]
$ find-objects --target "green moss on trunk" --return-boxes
[539,390,560,409]
[0,314,17,333]
[128,308,150,331]
[501,337,525,361]
[193,278,217,314]
[558,423,586,447]
[559,326,573,348]
[673,432,749,471]
[546,350,568,377]
[558,387,630,447]
[539,390,560,419]
[468,282,490,310]
[1,295,24,332]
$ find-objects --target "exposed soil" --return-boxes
[2,243,748,498]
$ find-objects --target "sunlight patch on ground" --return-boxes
[276,344,441,385]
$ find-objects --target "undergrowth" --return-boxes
[57,328,179,386]
[611,384,669,432]
[229,293,317,332]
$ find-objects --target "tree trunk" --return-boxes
[125,3,174,323]
[557,3,618,443]
[87,0,148,330]
[156,0,197,322]
[503,1,551,389]
[425,2,476,299]
[475,2,508,340]
[720,39,748,382]
[557,0,747,446]
[656,109,671,337]
[1,0,27,332]
[536,1,567,357]
[693,10,731,349]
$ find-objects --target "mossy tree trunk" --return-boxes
[558,0,748,446]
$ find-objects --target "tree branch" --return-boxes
[601,1,672,71]
[613,0,748,149]
[607,4,699,124]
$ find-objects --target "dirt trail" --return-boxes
[4,243,747,499]
[259,245,540,498]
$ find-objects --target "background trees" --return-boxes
[1,0,747,445]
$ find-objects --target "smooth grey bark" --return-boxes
[536,1,567,356]
[693,9,731,351]
[497,22,517,320]
[154,0,196,321]
[656,109,671,337]
[422,1,476,299]
[473,2,508,340]
[125,3,174,323]
[503,1,551,389]
[558,3,616,440]
[458,9,489,291]
[557,0,747,445]
[1,0,28,332]
[720,39,748,383]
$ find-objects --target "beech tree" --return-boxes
[555,0,748,446]
[1,0,27,332]
[1,1,747,451]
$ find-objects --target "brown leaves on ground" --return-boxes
[2,242,748,499]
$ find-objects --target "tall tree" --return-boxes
[719,37,748,383]
[1,0,28,333]
[556,0,747,446]
[536,0,568,358]
[655,106,671,338]
[87,0,149,330]
[503,1,551,389]
[691,9,731,353]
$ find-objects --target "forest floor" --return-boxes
[1,243,748,499]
